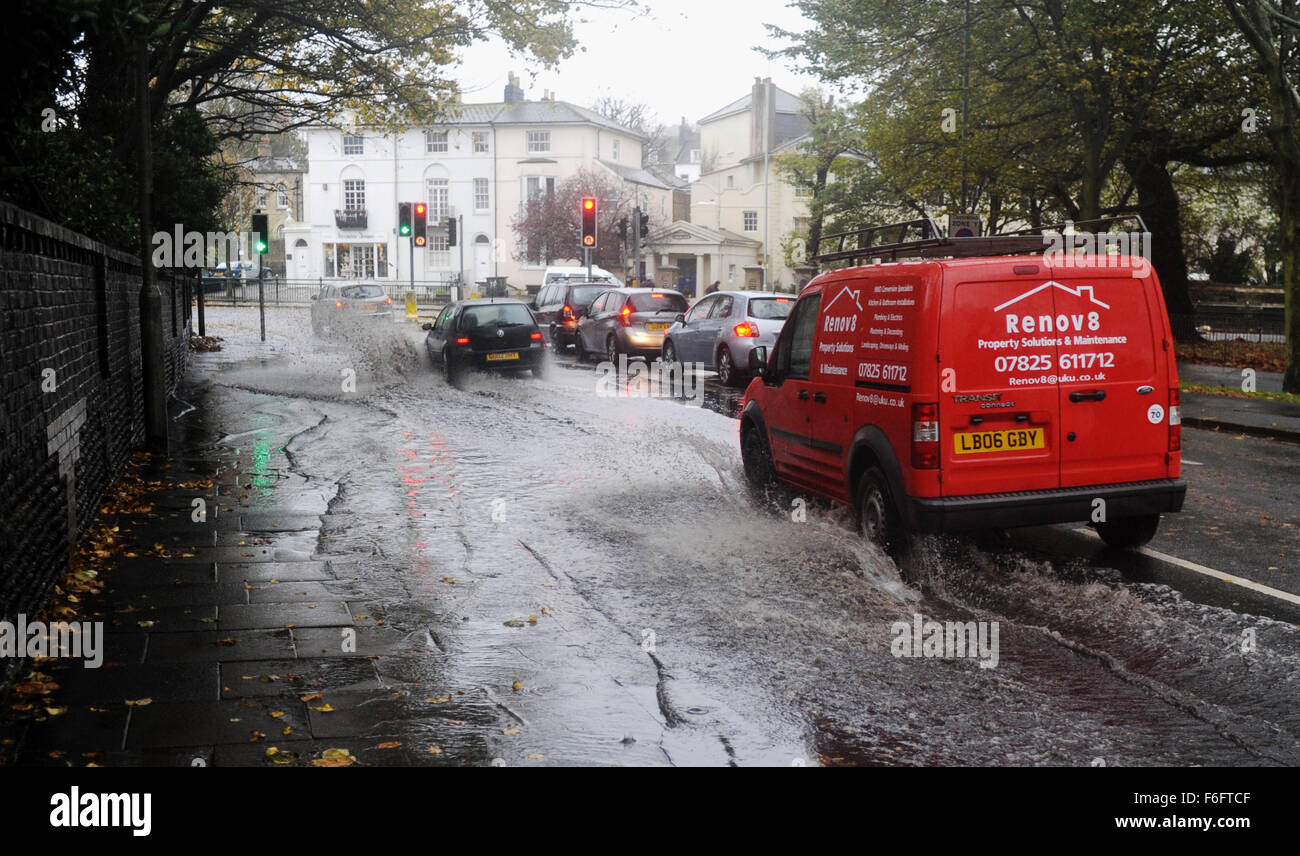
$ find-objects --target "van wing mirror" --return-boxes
[749,346,768,376]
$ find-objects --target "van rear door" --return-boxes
[939,264,1062,496]
[1050,265,1170,487]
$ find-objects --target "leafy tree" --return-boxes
[1223,0,1300,389]
[510,166,641,270]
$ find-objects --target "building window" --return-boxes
[277,182,289,208]
[690,149,701,163]
[473,178,490,211]
[427,231,450,268]
[612,139,620,161]
[795,183,812,197]
[524,176,555,202]
[526,130,551,153]
[427,178,449,220]
[342,134,364,155]
[343,179,365,211]
[728,264,736,282]
[255,185,267,208]
[727,175,735,188]
[473,131,489,153]
[324,243,388,278]
[743,211,758,232]
[425,129,448,153]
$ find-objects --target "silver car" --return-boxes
[311,282,395,335]
[661,291,794,386]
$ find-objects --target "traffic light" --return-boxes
[618,217,628,244]
[446,217,457,247]
[413,202,427,247]
[251,213,268,255]
[638,209,650,240]
[398,202,412,237]
[581,197,597,249]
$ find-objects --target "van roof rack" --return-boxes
[813,215,1149,266]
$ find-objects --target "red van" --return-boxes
[739,220,1185,555]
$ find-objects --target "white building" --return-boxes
[290,74,656,292]
[686,78,812,291]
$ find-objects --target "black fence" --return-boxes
[1169,306,1284,345]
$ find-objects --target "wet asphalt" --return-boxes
[3,307,1297,767]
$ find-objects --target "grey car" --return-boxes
[311,282,395,335]
[574,288,689,364]
[661,290,793,386]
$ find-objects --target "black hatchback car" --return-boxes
[423,298,549,385]
[532,281,608,351]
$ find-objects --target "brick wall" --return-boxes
[0,202,190,646]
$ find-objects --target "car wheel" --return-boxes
[1096,514,1160,549]
[574,331,588,362]
[532,359,548,379]
[443,350,463,387]
[663,339,678,365]
[606,335,619,367]
[741,422,776,488]
[717,346,743,387]
[857,467,909,560]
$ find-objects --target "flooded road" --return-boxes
[177,307,1300,766]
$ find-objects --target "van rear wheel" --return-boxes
[857,467,908,560]
[1096,514,1160,549]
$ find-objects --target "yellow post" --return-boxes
[405,291,417,320]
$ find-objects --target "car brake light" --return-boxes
[530,331,543,340]
[618,305,632,327]
[385,297,393,305]
[1169,387,1181,452]
[562,304,574,320]
[733,321,758,338]
[912,402,940,469]
[335,301,343,308]
[455,337,470,345]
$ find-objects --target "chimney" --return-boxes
[751,78,775,158]
[504,72,524,104]
[257,136,272,159]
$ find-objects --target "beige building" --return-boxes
[683,79,812,292]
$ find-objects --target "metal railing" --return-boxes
[1170,308,1285,345]
[193,277,462,307]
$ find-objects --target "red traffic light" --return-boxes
[580,197,597,249]
[414,203,426,215]
[413,202,428,246]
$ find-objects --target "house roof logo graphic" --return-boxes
[824,285,864,313]
[993,281,1111,313]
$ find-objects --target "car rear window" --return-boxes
[748,297,794,320]
[628,292,688,313]
[461,304,536,329]
[569,286,604,307]
[340,284,385,299]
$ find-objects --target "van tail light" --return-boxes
[530,331,543,341]
[454,337,470,346]
[733,321,758,338]
[618,305,633,327]
[1169,387,1181,452]
[912,402,940,469]
[562,305,574,320]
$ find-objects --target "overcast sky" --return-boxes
[454,0,822,127]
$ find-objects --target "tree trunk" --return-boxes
[1123,153,1196,325]
[1282,156,1300,392]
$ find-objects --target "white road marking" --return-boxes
[1181,459,1204,466]
[1074,527,1300,606]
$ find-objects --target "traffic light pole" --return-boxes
[632,208,641,288]
[258,262,266,342]
[458,215,465,299]
[409,234,414,295]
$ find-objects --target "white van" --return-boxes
[543,265,621,287]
